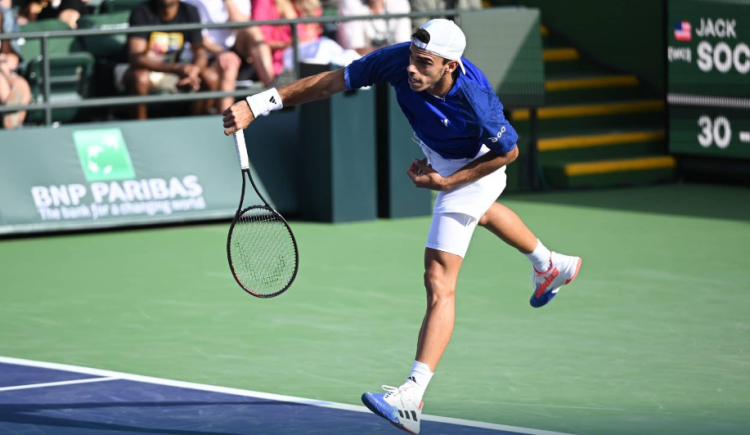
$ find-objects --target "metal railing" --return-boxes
[0,10,460,124]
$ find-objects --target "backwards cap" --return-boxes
[411,19,466,74]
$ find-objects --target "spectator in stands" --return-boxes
[252,0,322,76]
[119,0,209,120]
[253,0,359,75]
[183,0,275,113]
[409,0,480,29]
[0,2,31,129]
[20,0,88,29]
[337,0,411,55]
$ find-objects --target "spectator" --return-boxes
[252,0,322,76]
[184,0,275,113]
[20,0,88,29]
[409,0,480,29]
[0,2,31,129]
[337,0,411,56]
[117,0,208,120]
[253,0,358,75]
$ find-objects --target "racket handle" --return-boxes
[233,131,250,170]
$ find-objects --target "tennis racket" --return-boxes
[226,131,299,298]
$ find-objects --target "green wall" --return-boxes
[509,0,666,93]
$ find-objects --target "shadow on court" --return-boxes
[0,361,522,435]
[503,183,750,222]
[0,408,250,435]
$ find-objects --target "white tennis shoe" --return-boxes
[361,384,423,434]
[530,252,582,308]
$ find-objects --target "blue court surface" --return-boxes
[0,357,572,435]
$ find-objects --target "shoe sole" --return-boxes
[362,393,420,434]
[361,393,398,425]
[390,421,418,434]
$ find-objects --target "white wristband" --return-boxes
[246,88,283,118]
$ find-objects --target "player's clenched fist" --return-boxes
[407,158,447,191]
[223,101,255,136]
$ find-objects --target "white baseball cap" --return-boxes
[411,19,466,74]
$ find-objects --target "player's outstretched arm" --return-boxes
[223,68,347,135]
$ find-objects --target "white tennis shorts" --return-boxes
[419,140,508,258]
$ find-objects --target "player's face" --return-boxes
[407,45,451,92]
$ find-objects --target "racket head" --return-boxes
[227,205,299,298]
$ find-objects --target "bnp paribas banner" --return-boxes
[0,116,270,235]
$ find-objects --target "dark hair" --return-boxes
[411,29,449,65]
[412,28,431,44]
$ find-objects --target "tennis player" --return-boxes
[223,19,582,434]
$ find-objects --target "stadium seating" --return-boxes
[77,11,130,58]
[16,19,93,123]
[99,0,143,14]
[509,26,675,188]
[24,52,94,123]
[17,18,82,64]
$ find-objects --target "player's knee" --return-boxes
[423,269,455,302]
[478,212,490,227]
[478,203,500,227]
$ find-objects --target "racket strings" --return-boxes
[229,207,297,296]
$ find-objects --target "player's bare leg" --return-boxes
[415,248,462,370]
[478,202,537,253]
[362,248,460,434]
[479,202,583,308]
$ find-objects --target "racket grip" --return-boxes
[233,131,250,170]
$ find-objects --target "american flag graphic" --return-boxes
[674,21,691,41]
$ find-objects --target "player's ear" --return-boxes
[446,60,459,74]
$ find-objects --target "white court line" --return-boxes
[0,356,576,435]
[0,376,119,392]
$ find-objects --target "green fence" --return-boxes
[0,10,463,125]
[0,8,545,119]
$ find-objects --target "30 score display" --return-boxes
[697,114,735,149]
[670,107,750,158]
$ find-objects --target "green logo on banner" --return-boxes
[73,129,135,182]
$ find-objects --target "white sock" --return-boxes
[524,239,551,272]
[404,360,433,402]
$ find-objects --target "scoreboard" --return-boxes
[668,0,750,159]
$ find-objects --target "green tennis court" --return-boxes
[1,183,749,435]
